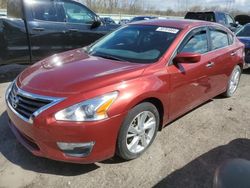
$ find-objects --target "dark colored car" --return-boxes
[236,23,250,67]
[0,0,119,65]
[101,17,117,25]
[185,11,240,32]
[130,16,158,23]
[6,19,244,164]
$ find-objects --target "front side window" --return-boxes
[60,1,95,24]
[210,30,229,50]
[181,30,208,54]
[217,13,227,25]
[226,15,235,25]
[30,0,63,22]
[87,25,181,63]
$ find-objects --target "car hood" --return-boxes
[238,37,250,48]
[17,49,147,95]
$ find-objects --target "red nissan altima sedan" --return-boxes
[5,19,244,163]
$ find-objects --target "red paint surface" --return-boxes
[6,20,244,163]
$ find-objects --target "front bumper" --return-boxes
[6,103,125,164]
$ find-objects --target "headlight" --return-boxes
[55,91,118,122]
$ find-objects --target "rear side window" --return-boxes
[30,0,63,22]
[181,30,208,54]
[7,0,23,19]
[210,30,229,50]
[185,12,215,22]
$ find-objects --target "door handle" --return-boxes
[32,27,45,32]
[231,51,237,56]
[206,62,215,68]
[69,29,79,32]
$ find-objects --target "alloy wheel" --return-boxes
[126,111,156,154]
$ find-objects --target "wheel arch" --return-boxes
[128,96,166,131]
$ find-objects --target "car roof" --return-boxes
[129,19,219,30]
[186,11,229,14]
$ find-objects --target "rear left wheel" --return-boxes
[116,102,160,160]
[223,65,241,97]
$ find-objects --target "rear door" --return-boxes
[25,0,68,63]
[206,27,238,96]
[58,0,114,49]
[168,27,212,120]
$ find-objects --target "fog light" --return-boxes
[57,142,95,158]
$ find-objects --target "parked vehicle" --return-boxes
[6,19,244,164]
[118,19,130,25]
[101,17,117,25]
[236,23,250,67]
[130,16,158,23]
[235,15,250,26]
[185,11,240,32]
[0,0,119,65]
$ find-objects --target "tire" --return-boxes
[223,65,242,98]
[116,102,160,160]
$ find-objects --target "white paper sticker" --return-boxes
[156,27,179,34]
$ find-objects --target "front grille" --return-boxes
[7,83,52,121]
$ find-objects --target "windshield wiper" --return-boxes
[92,53,126,62]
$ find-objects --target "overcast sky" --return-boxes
[145,0,250,12]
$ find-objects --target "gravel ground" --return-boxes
[0,68,250,188]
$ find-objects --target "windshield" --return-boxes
[87,25,181,64]
[236,25,250,37]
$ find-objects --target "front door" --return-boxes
[58,0,114,49]
[168,28,213,121]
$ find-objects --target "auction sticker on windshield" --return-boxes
[156,27,179,34]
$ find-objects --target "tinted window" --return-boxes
[236,25,250,37]
[31,0,63,22]
[87,25,181,63]
[61,1,95,24]
[217,13,227,25]
[210,30,229,50]
[181,30,208,54]
[185,12,215,22]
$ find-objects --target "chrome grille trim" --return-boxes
[5,81,65,124]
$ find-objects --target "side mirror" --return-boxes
[91,16,102,29]
[173,52,201,64]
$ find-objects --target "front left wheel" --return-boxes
[116,102,160,160]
